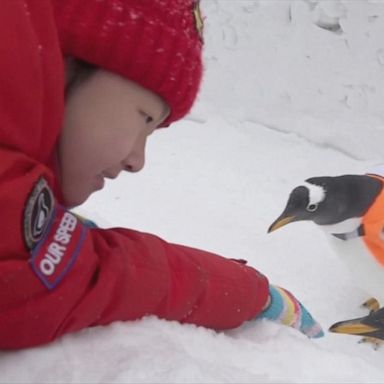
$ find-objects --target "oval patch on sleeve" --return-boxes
[29,205,87,290]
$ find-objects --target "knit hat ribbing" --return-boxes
[52,0,204,126]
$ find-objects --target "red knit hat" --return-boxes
[52,0,204,126]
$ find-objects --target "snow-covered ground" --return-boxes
[3,1,384,382]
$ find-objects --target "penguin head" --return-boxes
[268,175,383,232]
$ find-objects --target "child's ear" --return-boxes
[64,57,97,97]
[65,57,77,89]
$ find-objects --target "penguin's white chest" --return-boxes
[322,219,384,305]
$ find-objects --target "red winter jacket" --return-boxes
[0,0,269,349]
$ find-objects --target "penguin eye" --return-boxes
[306,203,318,212]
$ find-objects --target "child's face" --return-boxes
[58,70,170,207]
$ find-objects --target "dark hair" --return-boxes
[65,57,97,96]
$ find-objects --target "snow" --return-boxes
[3,0,384,382]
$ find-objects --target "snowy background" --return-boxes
[3,0,384,382]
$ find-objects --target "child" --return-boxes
[0,0,323,349]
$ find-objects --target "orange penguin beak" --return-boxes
[268,215,296,233]
[329,321,377,336]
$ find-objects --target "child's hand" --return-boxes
[256,285,324,338]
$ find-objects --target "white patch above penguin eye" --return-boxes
[306,203,318,212]
[302,181,326,206]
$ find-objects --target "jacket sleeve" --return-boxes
[0,147,269,349]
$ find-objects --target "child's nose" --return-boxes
[123,138,146,172]
[124,156,145,172]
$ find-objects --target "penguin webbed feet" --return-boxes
[358,336,383,350]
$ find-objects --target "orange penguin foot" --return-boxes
[361,298,380,314]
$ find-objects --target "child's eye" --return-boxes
[138,110,154,124]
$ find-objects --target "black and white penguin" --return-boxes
[268,170,384,340]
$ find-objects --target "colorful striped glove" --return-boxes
[257,285,324,338]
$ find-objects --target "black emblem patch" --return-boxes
[24,177,54,250]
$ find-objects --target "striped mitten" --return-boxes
[257,285,324,338]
